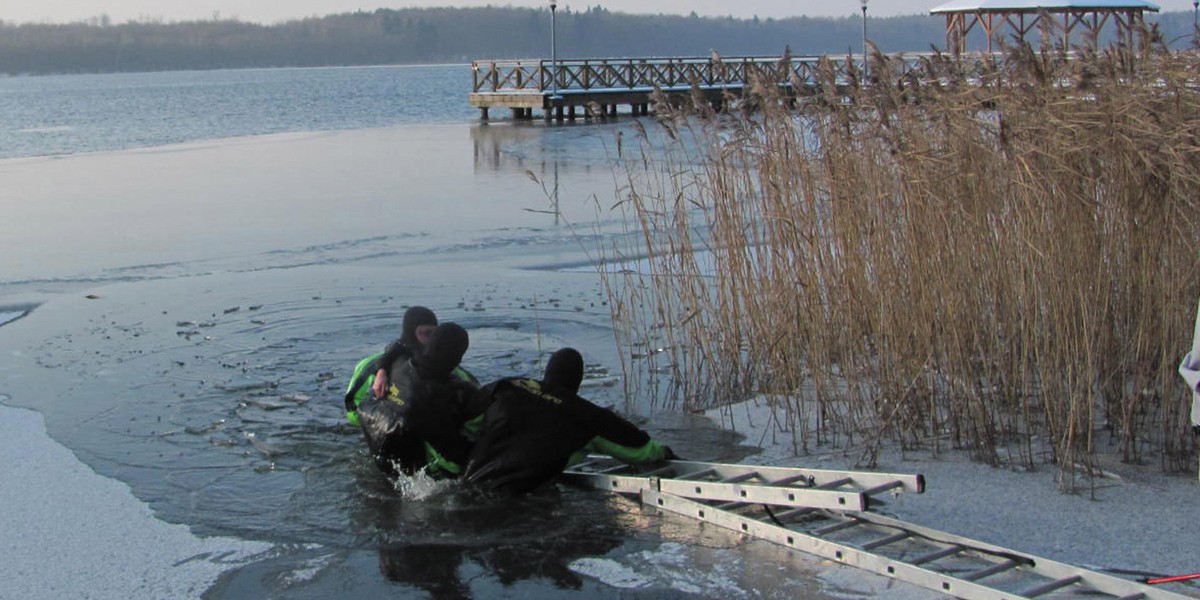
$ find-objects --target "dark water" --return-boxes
[0,66,832,599]
[4,246,768,598]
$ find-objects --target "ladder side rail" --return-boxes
[661,459,925,494]
[720,478,856,518]
[566,468,872,511]
[645,490,1192,600]
[563,472,654,494]
[656,479,868,511]
[643,489,1043,600]
[719,472,761,484]
[849,512,1193,600]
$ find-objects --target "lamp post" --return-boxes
[859,0,868,83]
[1194,0,1199,45]
[549,1,560,101]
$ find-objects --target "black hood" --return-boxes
[415,322,469,378]
[401,305,438,349]
[541,348,584,396]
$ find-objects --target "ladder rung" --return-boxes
[814,518,863,536]
[704,499,752,512]
[910,545,963,565]
[1021,575,1081,597]
[768,473,814,487]
[720,472,761,484]
[595,463,632,474]
[963,559,1019,581]
[571,458,609,471]
[859,480,905,496]
[676,468,716,481]
[770,506,816,520]
[638,465,676,477]
[815,477,852,490]
[861,531,909,551]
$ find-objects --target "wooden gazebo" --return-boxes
[930,0,1161,54]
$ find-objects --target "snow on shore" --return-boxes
[0,401,272,599]
[705,396,1200,593]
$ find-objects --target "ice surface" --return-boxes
[0,403,272,599]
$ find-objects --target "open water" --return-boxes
[0,64,849,599]
[0,65,478,159]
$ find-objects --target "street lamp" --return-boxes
[1194,0,1198,46]
[549,1,560,100]
[860,0,868,82]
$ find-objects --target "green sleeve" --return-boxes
[423,442,463,478]
[461,413,486,441]
[453,366,480,387]
[584,436,669,465]
[344,352,384,426]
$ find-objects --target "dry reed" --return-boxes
[597,42,1200,488]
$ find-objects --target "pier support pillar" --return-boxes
[480,107,489,121]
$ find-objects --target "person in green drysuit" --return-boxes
[355,322,479,477]
[343,305,475,427]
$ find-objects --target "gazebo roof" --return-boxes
[930,0,1160,13]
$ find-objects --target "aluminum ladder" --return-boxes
[563,456,1194,600]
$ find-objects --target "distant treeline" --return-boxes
[0,6,1195,75]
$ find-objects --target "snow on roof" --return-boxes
[930,0,1161,13]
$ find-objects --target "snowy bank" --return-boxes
[705,396,1200,595]
[0,401,272,599]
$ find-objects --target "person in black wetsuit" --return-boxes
[343,306,477,427]
[371,305,437,399]
[356,322,480,478]
[374,305,478,395]
[462,348,674,495]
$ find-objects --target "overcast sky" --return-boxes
[4,1,1192,25]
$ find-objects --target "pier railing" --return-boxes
[469,54,934,120]
[471,55,913,94]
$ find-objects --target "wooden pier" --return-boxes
[470,55,886,122]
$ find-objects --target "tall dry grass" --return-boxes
[598,43,1200,488]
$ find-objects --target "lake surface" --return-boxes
[0,65,478,159]
[0,65,854,599]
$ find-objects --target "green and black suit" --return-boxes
[352,323,480,477]
[463,349,670,495]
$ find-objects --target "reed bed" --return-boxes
[598,43,1200,487]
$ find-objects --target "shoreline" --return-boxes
[0,400,274,599]
[707,396,1200,587]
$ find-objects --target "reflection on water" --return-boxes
[366,487,627,599]
[470,120,623,176]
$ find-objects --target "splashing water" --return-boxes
[389,466,460,501]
